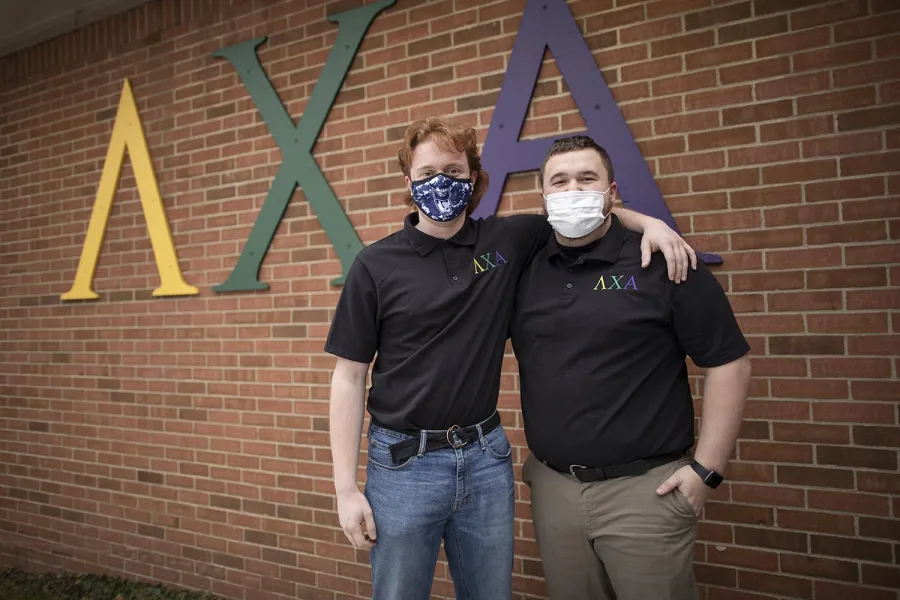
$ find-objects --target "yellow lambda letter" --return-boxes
[61,79,198,301]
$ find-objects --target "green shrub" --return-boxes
[0,569,222,600]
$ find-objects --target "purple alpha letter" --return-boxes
[473,0,721,264]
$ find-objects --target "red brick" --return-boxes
[658,151,725,174]
[733,398,802,424]
[707,544,780,570]
[781,553,861,582]
[652,71,718,98]
[755,0,828,15]
[774,422,849,445]
[621,17,683,44]
[765,247,841,270]
[876,33,900,57]
[859,517,900,542]
[694,563,737,588]
[846,245,900,268]
[620,56,683,82]
[732,271,804,292]
[795,41,873,72]
[692,209,759,231]
[814,402,896,425]
[720,57,790,84]
[848,335,900,355]
[651,31,715,57]
[810,222,889,246]
[763,159,837,185]
[737,570,813,598]
[730,185,802,208]
[758,72,832,102]
[834,58,900,87]
[790,0,867,31]
[688,126,756,150]
[686,85,753,110]
[731,228,803,250]
[811,357,893,378]
[772,378,849,400]
[863,565,900,588]
[852,381,900,402]
[777,508,856,534]
[808,314,888,334]
[734,525,808,553]
[798,87,877,116]
[647,0,711,19]
[819,445,897,470]
[756,27,831,58]
[803,132,883,158]
[705,502,774,527]
[808,490,891,515]
[842,151,900,177]
[692,168,759,191]
[809,268,890,291]
[764,203,839,227]
[731,484,806,508]
[805,176,884,202]
[812,534,894,563]
[815,582,895,600]
[878,80,900,102]
[839,106,900,131]
[761,115,833,142]
[719,15,788,44]
[724,100,794,126]
[586,5,646,30]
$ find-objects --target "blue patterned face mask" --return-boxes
[410,173,473,222]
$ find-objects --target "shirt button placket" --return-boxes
[445,247,462,286]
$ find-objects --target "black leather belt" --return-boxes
[543,452,685,483]
[386,412,502,464]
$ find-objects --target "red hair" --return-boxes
[397,117,489,215]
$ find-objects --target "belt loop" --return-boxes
[476,423,486,449]
[417,430,427,457]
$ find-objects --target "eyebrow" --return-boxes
[417,162,465,173]
[550,169,600,180]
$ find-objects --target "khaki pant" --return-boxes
[522,454,699,600]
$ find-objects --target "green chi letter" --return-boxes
[212,0,395,291]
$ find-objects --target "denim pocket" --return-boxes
[483,426,512,460]
[367,431,415,470]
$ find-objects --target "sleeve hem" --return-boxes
[691,342,751,369]
[324,343,374,364]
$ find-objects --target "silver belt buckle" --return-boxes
[569,464,587,477]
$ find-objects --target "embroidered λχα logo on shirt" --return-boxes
[474,251,508,274]
[593,275,638,291]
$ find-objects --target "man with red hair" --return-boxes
[325,117,695,600]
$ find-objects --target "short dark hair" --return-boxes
[539,135,614,186]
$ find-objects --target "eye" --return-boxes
[448,168,461,176]
[420,171,433,178]
[580,176,595,182]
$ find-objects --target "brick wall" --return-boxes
[1,0,898,598]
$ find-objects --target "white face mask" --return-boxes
[543,186,611,239]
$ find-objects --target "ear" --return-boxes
[470,171,477,186]
[607,182,618,210]
[405,175,412,191]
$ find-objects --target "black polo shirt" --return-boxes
[511,215,749,469]
[325,212,549,432]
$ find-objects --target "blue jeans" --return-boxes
[363,415,515,600]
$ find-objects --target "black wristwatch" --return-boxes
[690,460,724,489]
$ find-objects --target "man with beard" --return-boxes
[325,119,697,600]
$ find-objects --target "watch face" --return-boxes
[705,471,723,488]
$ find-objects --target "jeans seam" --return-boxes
[449,519,470,600]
